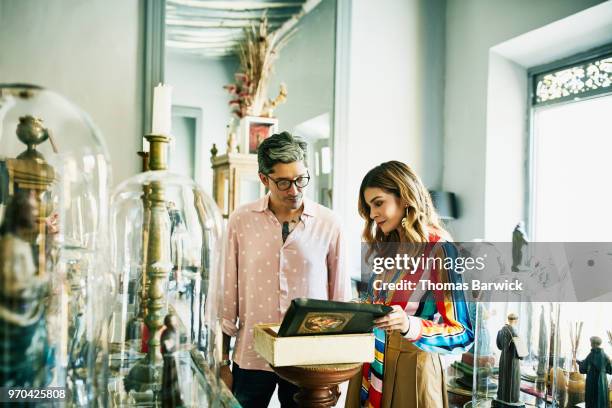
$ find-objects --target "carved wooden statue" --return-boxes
[494,313,525,408]
[578,336,612,408]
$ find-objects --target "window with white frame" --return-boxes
[529,49,612,242]
[529,49,612,372]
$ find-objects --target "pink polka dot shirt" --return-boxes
[222,194,350,371]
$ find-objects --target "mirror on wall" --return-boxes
[162,0,337,207]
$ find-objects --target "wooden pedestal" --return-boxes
[273,363,362,407]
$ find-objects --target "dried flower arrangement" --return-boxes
[224,17,290,119]
[607,330,612,346]
[569,321,583,372]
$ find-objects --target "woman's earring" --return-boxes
[401,206,409,229]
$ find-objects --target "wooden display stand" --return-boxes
[274,363,361,407]
[210,150,265,218]
[254,324,373,407]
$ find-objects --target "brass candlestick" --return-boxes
[126,151,151,343]
[137,150,152,319]
[125,134,172,392]
[138,181,152,320]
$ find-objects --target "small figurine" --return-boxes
[0,191,48,386]
[473,294,492,356]
[161,313,184,408]
[494,313,525,408]
[511,222,529,272]
[226,118,238,154]
[577,336,612,408]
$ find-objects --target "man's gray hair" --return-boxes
[257,131,308,174]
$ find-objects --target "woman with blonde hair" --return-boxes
[346,161,474,408]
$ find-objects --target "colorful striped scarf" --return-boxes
[359,235,474,408]
[360,327,386,407]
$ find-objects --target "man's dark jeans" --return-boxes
[232,363,299,408]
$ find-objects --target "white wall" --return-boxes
[444,0,605,241]
[483,53,527,241]
[0,0,143,187]
[337,0,446,277]
[165,52,238,193]
[347,0,445,188]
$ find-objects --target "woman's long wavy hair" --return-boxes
[358,161,448,248]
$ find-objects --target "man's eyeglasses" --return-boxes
[266,173,310,191]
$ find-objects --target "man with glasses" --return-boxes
[221,132,349,407]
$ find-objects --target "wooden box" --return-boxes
[254,324,374,367]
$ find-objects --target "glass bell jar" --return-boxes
[447,239,565,408]
[466,301,563,408]
[555,303,612,408]
[0,83,112,405]
[108,133,227,407]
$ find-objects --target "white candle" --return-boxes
[151,83,173,135]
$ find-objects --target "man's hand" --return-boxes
[221,334,233,389]
[373,305,409,334]
[220,365,233,390]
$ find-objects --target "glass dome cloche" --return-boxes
[457,238,564,408]
[108,132,227,407]
[0,83,113,405]
[467,301,563,408]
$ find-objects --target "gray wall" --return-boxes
[270,0,337,207]
[165,52,238,193]
[269,0,336,132]
[0,0,143,187]
[443,0,605,240]
[337,0,446,278]
[345,0,446,188]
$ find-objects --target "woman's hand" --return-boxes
[373,305,410,334]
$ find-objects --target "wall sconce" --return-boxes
[429,191,458,220]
